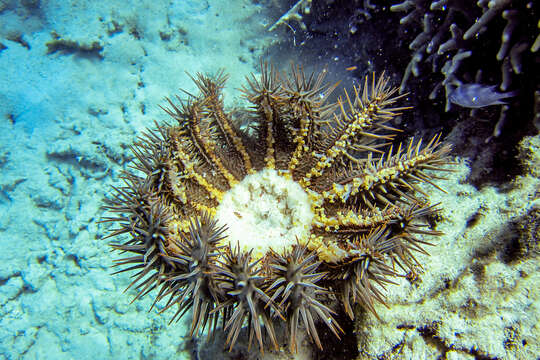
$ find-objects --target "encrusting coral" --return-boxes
[101,62,453,353]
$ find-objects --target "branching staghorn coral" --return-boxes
[390,0,539,136]
[269,0,313,31]
[102,62,452,353]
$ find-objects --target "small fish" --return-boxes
[448,84,518,108]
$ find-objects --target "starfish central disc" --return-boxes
[215,168,314,259]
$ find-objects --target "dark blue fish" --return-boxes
[449,84,518,108]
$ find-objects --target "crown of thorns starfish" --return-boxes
[102,62,452,353]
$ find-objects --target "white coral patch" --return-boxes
[215,169,314,258]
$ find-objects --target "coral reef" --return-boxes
[354,133,539,359]
[102,63,453,353]
[390,0,539,137]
